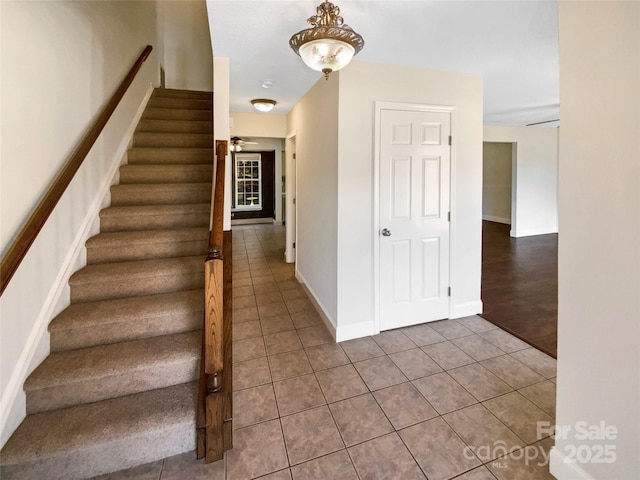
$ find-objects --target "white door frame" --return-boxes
[373,101,457,335]
[285,132,297,263]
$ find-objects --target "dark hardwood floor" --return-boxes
[481,221,558,358]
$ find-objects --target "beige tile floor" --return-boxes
[97,225,558,480]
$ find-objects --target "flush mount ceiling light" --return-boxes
[251,98,277,112]
[289,1,364,80]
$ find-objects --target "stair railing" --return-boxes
[0,45,153,296]
[197,139,233,462]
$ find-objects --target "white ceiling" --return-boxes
[209,0,559,126]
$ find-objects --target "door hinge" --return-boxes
[293,198,296,205]
[448,135,452,146]
[447,287,451,297]
[447,212,451,222]
[293,242,296,248]
[293,153,296,159]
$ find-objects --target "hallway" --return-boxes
[100,224,557,480]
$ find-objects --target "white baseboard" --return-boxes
[549,447,598,480]
[510,226,558,237]
[295,270,337,341]
[336,320,377,342]
[0,84,154,448]
[451,300,483,319]
[231,218,274,225]
[482,215,511,224]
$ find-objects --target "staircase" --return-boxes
[0,89,213,479]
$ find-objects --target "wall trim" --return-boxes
[549,447,598,480]
[510,226,558,238]
[336,320,377,343]
[295,269,337,341]
[0,84,154,447]
[482,215,511,225]
[451,300,483,319]
[230,218,273,226]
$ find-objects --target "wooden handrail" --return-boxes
[209,141,227,248]
[0,45,153,296]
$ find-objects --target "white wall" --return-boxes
[286,77,339,323]
[231,112,287,139]
[212,56,231,231]
[158,0,213,92]
[484,126,558,237]
[0,0,160,446]
[483,142,512,224]
[335,61,483,341]
[551,2,640,480]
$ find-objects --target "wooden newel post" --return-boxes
[197,139,231,463]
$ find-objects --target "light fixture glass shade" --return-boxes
[251,98,276,112]
[289,1,364,79]
[298,39,355,74]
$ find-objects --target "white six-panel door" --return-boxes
[379,108,451,330]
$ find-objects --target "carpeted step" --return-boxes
[24,330,200,413]
[99,203,209,232]
[137,119,212,134]
[142,107,212,122]
[127,147,213,165]
[49,290,204,352]
[69,256,204,303]
[152,88,212,100]
[111,183,212,207]
[0,382,197,480]
[119,164,213,184]
[148,97,211,111]
[133,132,213,148]
[86,228,208,263]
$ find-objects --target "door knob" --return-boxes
[381,228,391,237]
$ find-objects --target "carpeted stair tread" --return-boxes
[0,382,197,479]
[99,203,209,232]
[86,227,208,249]
[24,331,200,413]
[69,256,204,302]
[133,132,213,148]
[71,256,203,285]
[86,228,208,263]
[137,119,212,134]
[142,107,212,122]
[110,183,212,206]
[119,164,213,183]
[49,290,203,351]
[147,96,211,110]
[49,289,204,352]
[152,88,212,100]
[127,147,213,164]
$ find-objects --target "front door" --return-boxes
[379,108,451,330]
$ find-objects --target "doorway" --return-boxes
[376,104,453,331]
[231,150,275,221]
[285,135,296,263]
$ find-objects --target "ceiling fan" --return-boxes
[230,136,258,152]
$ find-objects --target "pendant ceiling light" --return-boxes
[289,1,364,80]
[251,98,277,112]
